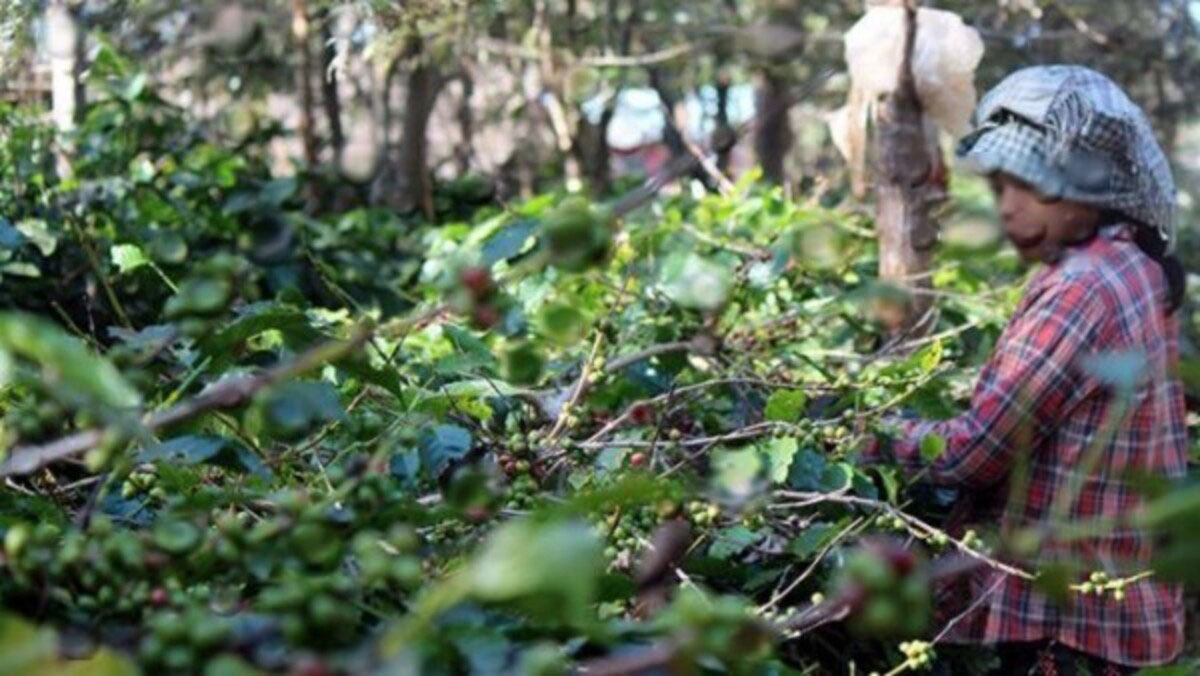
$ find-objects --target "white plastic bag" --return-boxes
[830,6,984,193]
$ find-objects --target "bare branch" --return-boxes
[0,324,375,477]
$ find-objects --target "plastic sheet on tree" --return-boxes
[828,6,984,194]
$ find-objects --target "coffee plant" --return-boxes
[0,51,1197,676]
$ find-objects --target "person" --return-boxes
[858,65,1187,675]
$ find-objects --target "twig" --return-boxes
[0,323,375,477]
[478,36,701,68]
[546,332,605,442]
[773,490,1036,581]
[68,217,132,329]
[759,516,868,613]
[603,340,696,376]
[576,421,780,450]
[932,573,1006,644]
[574,641,680,676]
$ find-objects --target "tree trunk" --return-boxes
[319,9,345,164]
[574,105,615,195]
[714,69,735,174]
[290,0,320,211]
[649,68,715,192]
[290,0,318,168]
[46,0,84,175]
[455,69,475,175]
[873,2,939,334]
[755,69,792,185]
[374,62,443,219]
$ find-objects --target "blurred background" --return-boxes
[3,2,1198,207]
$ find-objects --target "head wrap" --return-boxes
[956,65,1176,254]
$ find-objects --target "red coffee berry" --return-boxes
[629,402,655,426]
[459,267,493,298]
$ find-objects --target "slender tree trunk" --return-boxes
[754,69,792,185]
[290,0,318,168]
[573,106,614,195]
[455,69,475,175]
[366,61,398,201]
[714,69,734,174]
[376,62,443,219]
[319,9,345,164]
[290,0,320,211]
[874,2,938,334]
[46,0,84,176]
[650,68,715,192]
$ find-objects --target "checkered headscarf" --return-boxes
[957,65,1176,254]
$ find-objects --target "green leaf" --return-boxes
[111,243,149,274]
[502,343,544,385]
[202,655,263,676]
[152,519,201,555]
[1133,667,1197,676]
[764,389,807,423]
[420,425,473,476]
[481,218,538,265]
[539,302,589,345]
[0,613,137,676]
[789,522,838,559]
[137,436,268,476]
[659,252,733,312]
[390,450,421,483]
[121,72,147,101]
[198,303,317,360]
[147,231,188,263]
[709,525,759,559]
[786,449,829,491]
[0,312,140,409]
[0,217,26,249]
[257,382,345,440]
[876,466,902,503]
[917,339,943,373]
[468,519,603,624]
[1,262,40,278]
[1032,563,1075,606]
[919,434,947,462]
[445,325,497,368]
[260,178,297,206]
[760,437,798,484]
[164,276,233,318]
[15,219,56,257]
[109,324,176,351]
[713,448,763,496]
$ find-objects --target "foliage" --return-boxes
[0,55,1199,676]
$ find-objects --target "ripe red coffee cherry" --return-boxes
[459,267,493,298]
[471,305,501,330]
[629,402,655,425]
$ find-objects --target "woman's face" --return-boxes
[989,173,1100,263]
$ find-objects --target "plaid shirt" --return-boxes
[862,226,1187,666]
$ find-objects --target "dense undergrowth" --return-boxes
[0,50,1198,676]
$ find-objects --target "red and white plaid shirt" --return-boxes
[862,226,1187,666]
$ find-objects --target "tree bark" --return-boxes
[46,0,84,176]
[873,1,939,334]
[573,107,615,195]
[290,0,318,168]
[455,69,475,175]
[319,8,345,164]
[382,62,443,219]
[714,69,735,174]
[754,68,793,185]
